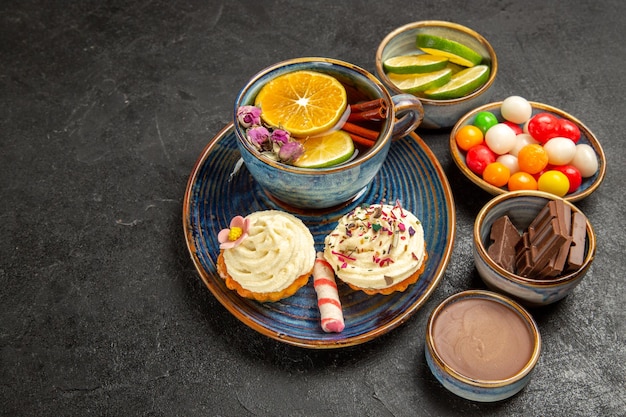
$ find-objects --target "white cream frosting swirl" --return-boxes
[222,210,315,293]
[323,203,426,290]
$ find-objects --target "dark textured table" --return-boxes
[2,1,625,416]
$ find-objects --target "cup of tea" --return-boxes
[233,57,424,210]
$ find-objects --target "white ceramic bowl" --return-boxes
[450,101,606,202]
[376,20,497,129]
[426,290,541,402]
[473,190,596,306]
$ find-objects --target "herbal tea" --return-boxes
[236,70,387,169]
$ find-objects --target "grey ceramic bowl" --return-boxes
[375,20,497,129]
[426,290,541,402]
[473,190,596,306]
[234,57,423,210]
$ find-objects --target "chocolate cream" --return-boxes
[432,298,534,381]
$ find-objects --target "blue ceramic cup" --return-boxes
[233,57,424,210]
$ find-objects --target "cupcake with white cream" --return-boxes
[323,202,427,295]
[217,210,315,302]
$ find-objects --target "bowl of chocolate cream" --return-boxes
[425,290,541,402]
[473,190,596,306]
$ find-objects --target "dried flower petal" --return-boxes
[278,141,304,163]
[237,106,262,128]
[247,126,271,148]
[271,129,290,144]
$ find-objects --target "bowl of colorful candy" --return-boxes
[375,20,497,129]
[473,190,596,306]
[450,96,606,201]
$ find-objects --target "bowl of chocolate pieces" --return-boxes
[473,190,595,306]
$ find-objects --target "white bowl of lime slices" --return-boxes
[376,20,498,129]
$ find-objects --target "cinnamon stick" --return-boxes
[342,122,379,141]
[350,98,386,112]
[347,106,387,122]
[346,132,376,148]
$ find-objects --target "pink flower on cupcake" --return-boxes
[218,216,250,249]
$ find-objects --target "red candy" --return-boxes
[557,118,581,143]
[527,112,560,144]
[552,164,582,193]
[466,144,496,175]
[503,120,523,135]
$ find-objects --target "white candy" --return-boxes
[571,144,598,177]
[543,137,577,165]
[510,133,538,156]
[485,123,517,155]
[501,96,533,124]
[497,154,519,174]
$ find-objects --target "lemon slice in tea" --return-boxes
[416,34,483,67]
[383,54,449,74]
[293,130,355,168]
[254,70,348,137]
[424,65,490,100]
[387,68,452,94]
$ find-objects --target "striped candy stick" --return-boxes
[313,252,345,333]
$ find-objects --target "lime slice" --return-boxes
[416,34,483,67]
[445,62,466,75]
[424,65,490,100]
[293,130,355,168]
[383,54,449,74]
[387,68,452,94]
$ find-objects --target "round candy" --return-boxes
[527,112,560,143]
[557,119,581,143]
[543,137,577,165]
[466,144,496,176]
[538,170,570,197]
[552,164,582,193]
[485,123,516,155]
[455,125,484,151]
[473,111,499,135]
[571,144,598,177]
[508,171,538,191]
[503,120,523,135]
[509,133,538,157]
[517,144,549,174]
[482,162,510,187]
[496,154,519,174]
[501,96,532,124]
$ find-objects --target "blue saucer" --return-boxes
[183,124,456,348]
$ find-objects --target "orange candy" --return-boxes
[517,144,549,174]
[455,125,484,151]
[482,162,510,187]
[508,171,538,191]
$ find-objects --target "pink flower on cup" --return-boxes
[271,129,290,145]
[247,126,271,148]
[237,106,262,128]
[278,141,304,163]
[217,216,250,249]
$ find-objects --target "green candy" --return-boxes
[473,111,499,135]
